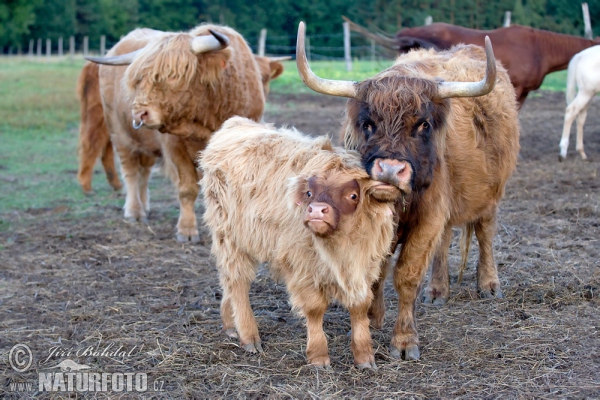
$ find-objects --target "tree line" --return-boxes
[1,0,597,53]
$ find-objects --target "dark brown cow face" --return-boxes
[296,175,361,238]
[346,76,449,195]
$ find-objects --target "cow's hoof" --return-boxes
[356,361,377,370]
[125,216,147,224]
[308,356,331,368]
[558,155,565,162]
[176,233,200,243]
[390,344,420,361]
[83,189,94,197]
[242,341,263,353]
[224,329,238,339]
[422,287,448,306]
[479,286,503,299]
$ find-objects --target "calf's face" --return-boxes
[298,176,360,237]
[345,77,448,195]
[294,172,397,238]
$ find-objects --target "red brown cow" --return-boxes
[76,53,288,194]
[297,22,520,360]
[344,17,600,107]
[86,25,267,241]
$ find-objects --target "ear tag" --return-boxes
[296,201,301,206]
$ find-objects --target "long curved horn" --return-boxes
[296,21,357,98]
[437,36,497,99]
[191,29,229,54]
[85,49,142,66]
[268,56,292,62]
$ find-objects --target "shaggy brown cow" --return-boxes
[297,22,520,360]
[200,116,397,369]
[76,55,287,195]
[86,25,266,241]
[344,17,600,107]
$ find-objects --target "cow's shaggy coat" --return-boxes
[76,54,285,194]
[94,25,265,241]
[297,23,520,361]
[200,117,396,368]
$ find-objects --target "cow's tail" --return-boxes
[458,223,474,284]
[565,55,579,106]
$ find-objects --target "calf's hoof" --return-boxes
[390,343,420,361]
[308,356,331,367]
[176,233,200,243]
[242,341,263,353]
[224,328,238,339]
[125,215,148,224]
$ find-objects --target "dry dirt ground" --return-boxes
[1,91,599,399]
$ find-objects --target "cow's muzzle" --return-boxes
[371,159,413,194]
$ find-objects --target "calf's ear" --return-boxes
[287,175,308,211]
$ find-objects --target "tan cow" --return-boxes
[76,55,288,195]
[86,25,266,241]
[297,22,520,360]
[200,116,398,369]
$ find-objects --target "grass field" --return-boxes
[0,56,568,217]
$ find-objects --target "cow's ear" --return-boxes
[269,61,285,80]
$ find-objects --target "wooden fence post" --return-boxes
[28,39,34,58]
[425,16,433,25]
[258,28,266,56]
[69,36,75,60]
[37,38,42,57]
[83,36,89,57]
[100,35,106,56]
[344,21,352,72]
[46,39,51,58]
[58,37,63,56]
[503,11,511,27]
[582,3,593,39]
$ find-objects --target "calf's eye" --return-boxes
[306,191,312,198]
[350,193,358,201]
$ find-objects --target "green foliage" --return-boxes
[2,0,598,53]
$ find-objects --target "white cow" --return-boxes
[559,45,600,161]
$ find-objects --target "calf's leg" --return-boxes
[368,257,392,329]
[291,287,330,366]
[349,300,376,369]
[215,240,262,352]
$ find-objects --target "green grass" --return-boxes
[0,57,569,217]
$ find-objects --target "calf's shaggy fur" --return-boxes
[200,117,397,368]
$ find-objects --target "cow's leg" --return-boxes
[163,139,200,242]
[100,138,123,191]
[215,239,261,352]
[368,257,390,329]
[349,299,376,369]
[475,211,502,299]
[138,153,155,214]
[422,223,453,305]
[390,215,445,361]
[559,93,590,161]
[118,149,147,223]
[575,102,590,161]
[77,128,106,195]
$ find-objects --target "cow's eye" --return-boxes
[421,121,429,130]
[362,122,375,138]
[306,191,312,198]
